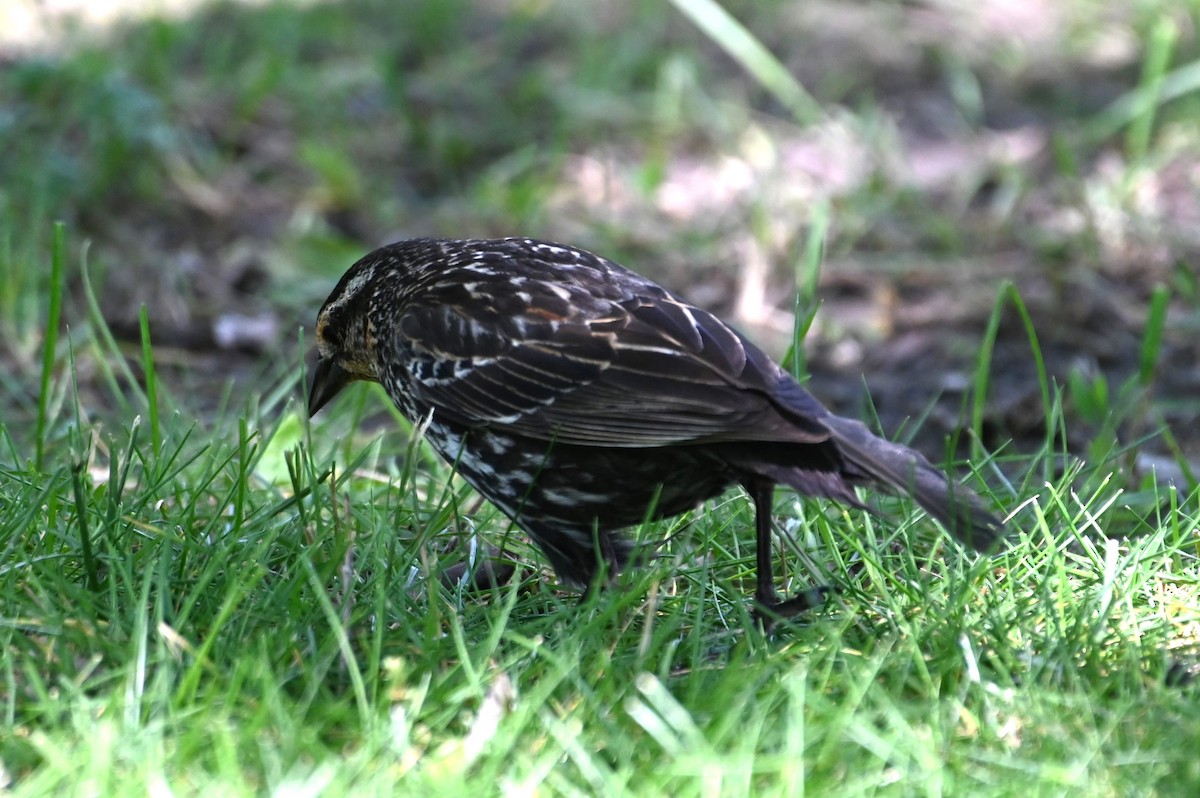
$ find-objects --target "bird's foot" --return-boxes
[438,544,519,593]
[753,585,836,633]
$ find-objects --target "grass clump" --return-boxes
[2,230,1197,796]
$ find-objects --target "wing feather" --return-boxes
[393,258,830,447]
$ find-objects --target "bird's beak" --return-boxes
[308,358,353,417]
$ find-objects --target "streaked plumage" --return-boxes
[309,237,1003,618]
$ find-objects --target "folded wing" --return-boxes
[395,269,830,447]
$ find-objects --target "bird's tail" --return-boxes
[821,414,1004,551]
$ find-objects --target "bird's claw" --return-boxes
[753,585,836,633]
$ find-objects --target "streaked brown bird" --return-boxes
[309,237,1003,619]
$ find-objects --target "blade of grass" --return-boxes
[35,222,66,471]
[785,198,827,382]
[71,462,100,593]
[80,246,148,411]
[971,282,1049,460]
[669,0,822,124]
[65,332,101,593]
[139,304,161,459]
[302,557,372,729]
[1083,24,1198,147]
[1125,18,1177,166]
[1138,284,1169,387]
[1152,420,1198,491]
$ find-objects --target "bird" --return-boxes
[308,237,1004,620]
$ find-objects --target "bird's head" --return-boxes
[308,260,387,416]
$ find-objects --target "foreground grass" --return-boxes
[2,268,1198,796]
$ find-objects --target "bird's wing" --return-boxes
[393,272,830,447]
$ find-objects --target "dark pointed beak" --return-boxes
[308,358,353,417]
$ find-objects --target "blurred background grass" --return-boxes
[3,0,1198,480]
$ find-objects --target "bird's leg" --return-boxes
[749,480,831,629]
[573,527,623,608]
[752,480,783,610]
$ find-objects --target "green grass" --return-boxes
[2,236,1197,796]
[2,0,1200,794]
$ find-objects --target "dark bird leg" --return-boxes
[750,480,831,629]
[752,480,784,610]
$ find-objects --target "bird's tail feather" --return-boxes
[820,415,1004,551]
